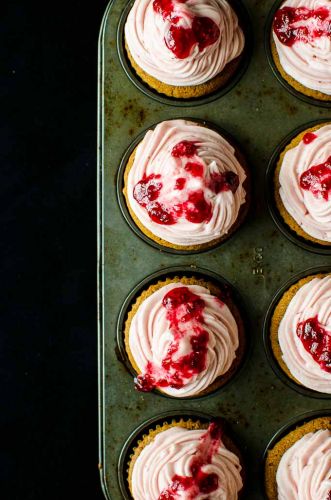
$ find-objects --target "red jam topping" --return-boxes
[185,161,204,177]
[300,156,331,201]
[133,140,239,226]
[135,286,212,392]
[175,177,186,190]
[273,6,331,46]
[182,190,212,223]
[133,173,162,205]
[171,140,199,158]
[208,171,239,194]
[158,421,223,499]
[303,132,317,144]
[153,0,220,59]
[297,315,331,373]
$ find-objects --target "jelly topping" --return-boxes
[182,190,212,223]
[133,139,239,226]
[273,6,331,47]
[133,173,162,205]
[175,177,186,190]
[185,161,204,178]
[300,155,331,200]
[303,132,317,144]
[171,140,199,158]
[158,421,222,500]
[297,315,331,373]
[153,0,220,59]
[135,286,210,392]
[208,171,239,194]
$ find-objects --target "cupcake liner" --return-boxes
[117,118,251,254]
[263,410,331,500]
[265,0,331,108]
[263,265,331,399]
[265,119,331,255]
[117,265,249,400]
[117,0,252,106]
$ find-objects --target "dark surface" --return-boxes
[2,1,107,498]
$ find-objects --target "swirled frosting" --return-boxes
[272,0,331,95]
[129,282,239,397]
[131,423,243,499]
[125,0,244,86]
[126,120,247,247]
[278,124,331,242]
[278,275,331,393]
[276,429,331,500]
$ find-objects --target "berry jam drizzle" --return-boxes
[135,286,211,392]
[158,421,222,500]
[133,140,239,226]
[273,6,331,46]
[303,132,317,145]
[296,315,331,373]
[300,156,331,201]
[172,140,199,159]
[153,0,220,59]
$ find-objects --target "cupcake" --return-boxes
[270,272,331,394]
[274,122,331,246]
[123,119,249,251]
[124,0,245,98]
[124,276,245,397]
[265,415,331,499]
[271,0,331,101]
[128,417,244,499]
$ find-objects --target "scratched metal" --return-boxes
[97,0,331,498]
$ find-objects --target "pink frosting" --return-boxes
[125,0,244,86]
[131,425,243,499]
[127,119,247,247]
[279,124,331,242]
[129,282,239,397]
[276,429,331,500]
[278,275,331,393]
[272,0,331,95]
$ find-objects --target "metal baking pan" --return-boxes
[97,0,331,498]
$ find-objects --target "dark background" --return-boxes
[3,1,107,498]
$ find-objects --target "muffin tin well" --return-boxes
[265,119,331,255]
[116,265,249,400]
[98,0,331,498]
[116,118,251,254]
[265,0,331,108]
[263,265,331,400]
[263,409,331,499]
[116,0,253,106]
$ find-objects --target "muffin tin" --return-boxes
[98,0,331,498]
